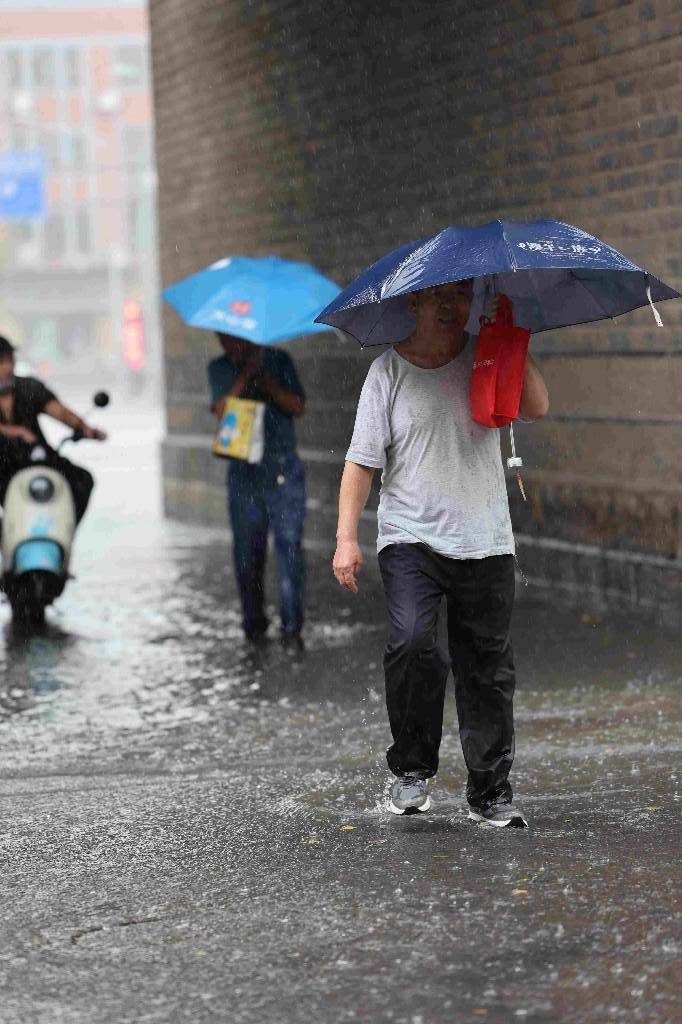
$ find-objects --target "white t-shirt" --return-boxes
[346,340,515,559]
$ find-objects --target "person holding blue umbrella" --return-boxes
[331,278,548,825]
[164,255,340,652]
[320,219,678,826]
[208,331,307,651]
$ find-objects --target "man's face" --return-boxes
[0,354,15,389]
[218,333,252,364]
[408,280,474,335]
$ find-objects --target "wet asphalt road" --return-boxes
[0,408,679,1024]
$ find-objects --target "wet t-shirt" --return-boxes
[0,376,57,448]
[346,342,514,559]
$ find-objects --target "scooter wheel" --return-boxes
[10,599,46,628]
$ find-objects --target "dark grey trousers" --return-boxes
[378,542,516,809]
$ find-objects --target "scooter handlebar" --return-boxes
[55,429,85,456]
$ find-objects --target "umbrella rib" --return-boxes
[364,298,399,346]
[498,221,518,273]
[566,270,615,324]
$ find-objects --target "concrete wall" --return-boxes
[149,0,682,619]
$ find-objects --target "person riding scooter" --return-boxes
[0,335,106,523]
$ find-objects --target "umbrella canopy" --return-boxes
[163,255,340,345]
[315,220,680,346]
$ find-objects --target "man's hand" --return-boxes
[489,293,508,320]
[260,371,306,418]
[82,424,107,441]
[333,538,363,594]
[43,398,110,439]
[18,427,39,445]
[2,425,38,445]
[334,463,374,594]
[221,350,265,408]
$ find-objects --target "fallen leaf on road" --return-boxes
[340,825,356,831]
[512,889,528,895]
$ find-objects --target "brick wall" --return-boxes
[149,0,682,617]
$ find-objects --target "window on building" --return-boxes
[113,45,146,87]
[75,208,91,254]
[33,49,56,89]
[127,195,141,252]
[7,50,23,89]
[15,221,34,244]
[126,192,153,254]
[13,220,38,265]
[64,47,81,88]
[44,213,66,261]
[122,125,152,167]
[65,133,87,170]
[40,130,61,170]
[12,123,31,150]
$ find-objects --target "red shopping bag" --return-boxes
[470,294,531,428]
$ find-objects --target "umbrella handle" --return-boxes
[480,292,515,330]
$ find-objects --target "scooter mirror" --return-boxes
[93,391,110,408]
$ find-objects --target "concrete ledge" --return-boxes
[514,533,682,625]
[161,430,682,624]
[163,468,682,626]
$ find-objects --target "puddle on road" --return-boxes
[0,425,679,1024]
[0,450,679,833]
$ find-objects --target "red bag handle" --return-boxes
[479,292,515,331]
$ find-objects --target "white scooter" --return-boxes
[0,391,110,624]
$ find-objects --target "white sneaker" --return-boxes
[468,802,528,828]
[389,775,431,815]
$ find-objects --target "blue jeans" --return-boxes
[227,453,306,638]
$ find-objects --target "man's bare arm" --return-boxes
[211,353,305,419]
[0,424,38,444]
[211,356,261,418]
[212,377,249,419]
[332,461,375,593]
[260,373,305,418]
[43,399,107,440]
[519,353,549,421]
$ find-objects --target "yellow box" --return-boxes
[214,398,265,462]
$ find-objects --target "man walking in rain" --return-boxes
[332,280,549,825]
[209,332,307,652]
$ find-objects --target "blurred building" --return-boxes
[0,0,159,395]
[150,0,682,621]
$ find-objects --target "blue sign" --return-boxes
[0,151,46,220]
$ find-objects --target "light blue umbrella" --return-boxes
[163,255,340,345]
[315,219,680,346]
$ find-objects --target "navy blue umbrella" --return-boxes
[315,219,680,346]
